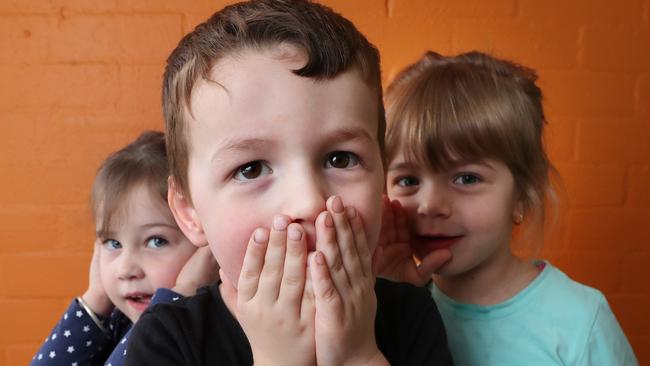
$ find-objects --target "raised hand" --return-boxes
[172,246,220,296]
[81,239,114,316]
[374,196,451,287]
[227,216,316,366]
[310,196,387,366]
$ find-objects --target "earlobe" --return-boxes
[168,177,209,247]
[512,200,525,225]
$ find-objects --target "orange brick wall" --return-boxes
[0,0,648,364]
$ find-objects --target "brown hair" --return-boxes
[163,0,384,197]
[386,51,557,244]
[91,131,169,238]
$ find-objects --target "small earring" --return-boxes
[513,212,524,225]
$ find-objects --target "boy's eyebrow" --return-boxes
[322,127,374,146]
[211,138,272,162]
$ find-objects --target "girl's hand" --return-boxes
[228,216,316,366]
[374,196,452,287]
[310,196,387,366]
[81,239,114,317]
[172,246,220,296]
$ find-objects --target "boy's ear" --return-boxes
[168,177,208,247]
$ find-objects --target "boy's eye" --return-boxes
[234,161,272,181]
[453,174,481,185]
[103,239,121,250]
[146,236,169,248]
[396,176,419,187]
[325,151,359,169]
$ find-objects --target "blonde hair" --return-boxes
[386,51,558,250]
[91,131,168,238]
[163,0,384,198]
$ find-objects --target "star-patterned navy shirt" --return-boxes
[30,288,182,366]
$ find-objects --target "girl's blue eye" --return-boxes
[325,151,360,169]
[233,161,272,181]
[397,176,419,187]
[103,239,121,250]
[146,236,169,248]
[453,174,481,185]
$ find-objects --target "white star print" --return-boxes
[83,325,90,332]
[72,363,78,366]
[108,363,112,366]
[86,340,92,347]
[109,323,114,330]
[49,351,56,358]
[38,354,43,360]
[64,330,71,337]
[76,310,83,318]
[124,349,127,355]
[67,346,74,353]
[121,337,127,344]
[51,333,57,340]
[172,296,180,301]
[64,313,68,320]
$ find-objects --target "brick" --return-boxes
[539,70,636,118]
[58,205,95,251]
[5,344,39,366]
[390,0,516,18]
[561,251,622,293]
[638,75,650,118]
[0,16,52,64]
[518,0,644,22]
[624,122,650,164]
[567,208,650,252]
[451,19,579,70]
[582,24,650,72]
[608,294,650,336]
[0,207,60,253]
[629,336,649,365]
[0,64,119,111]
[627,165,650,207]
[545,118,576,163]
[118,65,166,118]
[116,0,231,14]
[556,163,625,206]
[575,118,631,163]
[1,253,90,297]
[0,299,70,343]
[621,253,650,293]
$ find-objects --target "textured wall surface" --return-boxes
[0,0,648,364]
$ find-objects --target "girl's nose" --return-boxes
[116,251,145,281]
[417,183,452,218]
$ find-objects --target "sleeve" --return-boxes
[124,306,193,366]
[403,288,454,365]
[578,296,639,366]
[29,299,114,366]
[104,288,184,366]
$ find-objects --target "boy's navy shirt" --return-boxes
[125,278,454,365]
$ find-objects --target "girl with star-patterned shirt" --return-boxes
[30,131,219,366]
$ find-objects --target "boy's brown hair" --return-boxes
[385,51,557,246]
[91,131,169,238]
[163,0,384,198]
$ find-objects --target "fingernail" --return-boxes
[331,196,344,213]
[324,212,334,228]
[273,215,288,231]
[254,229,268,244]
[315,251,325,265]
[288,225,302,241]
[346,206,356,219]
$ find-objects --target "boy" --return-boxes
[125,1,452,365]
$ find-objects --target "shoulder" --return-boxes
[375,277,435,308]
[540,263,606,309]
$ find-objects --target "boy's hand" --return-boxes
[374,196,451,287]
[81,239,114,317]
[234,216,316,366]
[172,246,220,296]
[310,196,387,366]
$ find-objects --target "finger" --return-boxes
[315,209,350,295]
[416,249,452,282]
[220,269,239,317]
[371,245,384,277]
[378,195,390,247]
[310,251,342,322]
[258,215,290,302]
[347,205,372,278]
[328,196,364,283]
[381,195,395,245]
[391,200,410,243]
[278,223,307,313]
[237,228,269,302]
[301,257,315,322]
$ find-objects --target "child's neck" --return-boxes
[433,248,539,307]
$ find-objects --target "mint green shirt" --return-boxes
[430,261,638,366]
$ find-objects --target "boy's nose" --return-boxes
[116,252,145,280]
[417,183,452,218]
[281,170,327,226]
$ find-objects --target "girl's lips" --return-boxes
[125,294,152,313]
[415,235,463,251]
